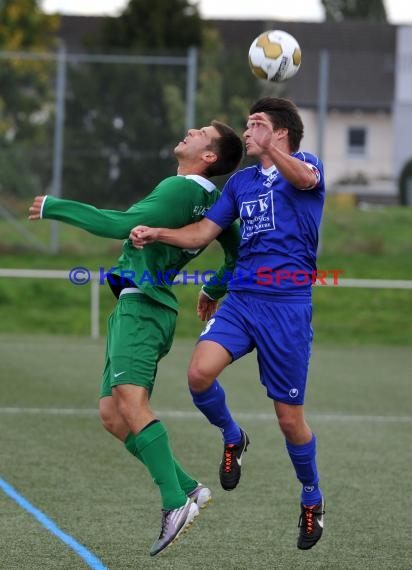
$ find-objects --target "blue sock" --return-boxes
[286,433,322,506]
[190,379,241,444]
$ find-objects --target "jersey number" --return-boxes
[200,318,215,336]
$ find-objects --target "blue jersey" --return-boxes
[205,152,325,300]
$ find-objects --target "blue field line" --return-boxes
[0,477,109,570]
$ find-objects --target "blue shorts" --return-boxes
[198,292,313,404]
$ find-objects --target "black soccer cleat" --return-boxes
[219,428,250,491]
[297,497,325,550]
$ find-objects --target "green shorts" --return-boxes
[100,291,177,398]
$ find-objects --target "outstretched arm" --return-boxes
[28,188,188,241]
[28,195,141,240]
[130,217,222,249]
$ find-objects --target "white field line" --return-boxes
[0,407,411,423]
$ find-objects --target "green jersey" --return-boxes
[42,175,240,312]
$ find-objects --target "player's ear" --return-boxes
[276,127,288,140]
[202,150,218,166]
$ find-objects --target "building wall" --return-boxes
[300,109,394,189]
[393,26,412,178]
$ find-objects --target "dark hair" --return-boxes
[249,97,304,152]
[204,120,244,177]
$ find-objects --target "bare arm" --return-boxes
[130,217,222,249]
[248,112,319,190]
[267,146,318,190]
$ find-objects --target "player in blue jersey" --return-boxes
[130,97,326,550]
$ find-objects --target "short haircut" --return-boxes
[205,120,244,177]
[249,97,304,153]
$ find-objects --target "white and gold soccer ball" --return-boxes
[248,30,302,82]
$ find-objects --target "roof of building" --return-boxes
[57,16,397,111]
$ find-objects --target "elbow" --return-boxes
[175,220,218,249]
[181,236,208,249]
[296,174,316,191]
[196,235,212,248]
[187,224,215,248]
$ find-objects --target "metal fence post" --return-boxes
[50,43,67,254]
[91,277,100,340]
[185,46,198,131]
[317,49,329,254]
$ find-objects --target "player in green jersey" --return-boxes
[28,120,243,556]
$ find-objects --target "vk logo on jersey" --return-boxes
[240,190,275,239]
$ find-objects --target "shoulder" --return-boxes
[156,175,216,193]
[293,151,324,170]
[133,177,192,210]
[292,151,325,191]
[226,164,259,185]
[155,176,189,191]
[149,176,195,200]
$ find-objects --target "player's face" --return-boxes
[243,113,275,157]
[174,125,220,159]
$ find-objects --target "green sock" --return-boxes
[125,422,187,510]
[125,429,198,495]
[173,457,198,495]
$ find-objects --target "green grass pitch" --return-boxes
[0,335,411,569]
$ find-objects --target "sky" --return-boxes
[40,0,412,24]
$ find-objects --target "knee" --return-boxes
[187,361,213,392]
[100,413,116,433]
[99,400,126,439]
[100,408,116,434]
[277,414,300,440]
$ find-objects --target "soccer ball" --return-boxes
[248,30,301,82]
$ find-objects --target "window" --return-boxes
[347,127,367,156]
